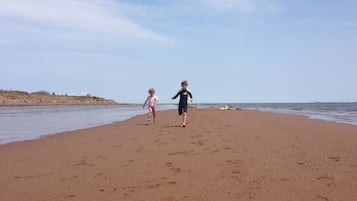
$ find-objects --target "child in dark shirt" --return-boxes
[171,80,193,127]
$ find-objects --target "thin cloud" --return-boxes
[201,0,283,12]
[0,0,174,44]
[203,0,256,11]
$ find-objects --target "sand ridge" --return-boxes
[0,109,356,201]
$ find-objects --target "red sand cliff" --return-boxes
[0,90,117,106]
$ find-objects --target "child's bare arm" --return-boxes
[143,97,148,108]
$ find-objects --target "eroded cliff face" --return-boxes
[0,90,117,106]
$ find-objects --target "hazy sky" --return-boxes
[1,0,356,103]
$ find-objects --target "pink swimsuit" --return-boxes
[144,96,158,109]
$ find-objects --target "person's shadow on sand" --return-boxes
[136,123,150,126]
[160,125,182,128]
[135,124,182,128]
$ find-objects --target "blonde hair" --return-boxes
[148,88,155,94]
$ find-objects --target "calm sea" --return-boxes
[0,104,175,145]
[196,102,357,126]
[1,103,356,145]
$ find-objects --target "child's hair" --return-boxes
[148,88,155,94]
[181,80,188,86]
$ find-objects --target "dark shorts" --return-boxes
[178,103,188,115]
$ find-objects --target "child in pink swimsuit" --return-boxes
[143,88,158,123]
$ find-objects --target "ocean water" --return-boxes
[195,102,357,126]
[0,104,176,145]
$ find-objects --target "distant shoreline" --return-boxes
[0,103,119,107]
[0,89,118,106]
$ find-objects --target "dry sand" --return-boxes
[0,109,356,201]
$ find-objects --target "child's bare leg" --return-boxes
[148,108,153,122]
[152,109,156,122]
[182,112,187,127]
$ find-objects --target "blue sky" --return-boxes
[1,0,356,103]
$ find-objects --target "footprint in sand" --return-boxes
[280,178,290,182]
[316,195,329,201]
[315,176,335,187]
[14,172,53,179]
[157,142,169,146]
[328,156,341,162]
[192,140,204,146]
[167,150,194,156]
[296,162,305,166]
[136,146,145,152]
[166,162,181,174]
[226,160,241,164]
[147,183,162,189]
[210,149,219,154]
[72,160,94,167]
[167,181,177,185]
[222,147,232,151]
[60,175,79,182]
[145,180,163,189]
[123,185,142,193]
[97,155,107,160]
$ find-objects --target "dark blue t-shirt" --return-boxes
[172,88,193,105]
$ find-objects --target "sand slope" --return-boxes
[0,109,356,201]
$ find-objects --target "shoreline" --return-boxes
[1,107,357,147]
[1,108,356,146]
[198,102,357,126]
[1,108,357,201]
[253,109,357,126]
[0,103,124,107]
[0,103,167,107]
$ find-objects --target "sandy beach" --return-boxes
[0,109,356,201]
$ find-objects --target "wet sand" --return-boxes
[0,109,356,201]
